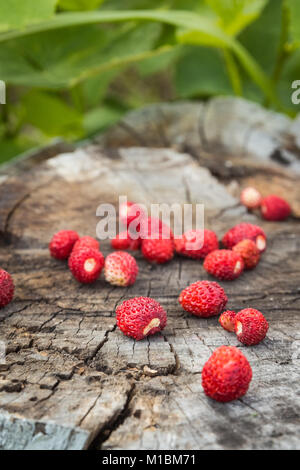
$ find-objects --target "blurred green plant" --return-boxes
[0,0,299,164]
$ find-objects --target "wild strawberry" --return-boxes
[222,222,266,252]
[141,238,174,264]
[49,230,79,260]
[219,310,236,332]
[174,229,218,259]
[232,239,260,269]
[119,201,145,228]
[73,236,99,252]
[204,249,244,280]
[0,269,14,308]
[105,251,138,287]
[140,217,173,240]
[240,187,262,209]
[235,308,269,346]
[179,280,227,317]
[111,231,141,251]
[68,247,104,283]
[116,297,167,340]
[202,346,252,402]
[261,195,291,221]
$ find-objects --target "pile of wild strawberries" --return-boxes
[0,189,291,404]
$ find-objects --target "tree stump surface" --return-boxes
[0,97,299,450]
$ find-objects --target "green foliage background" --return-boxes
[0,0,299,164]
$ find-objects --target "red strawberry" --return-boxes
[0,269,14,308]
[73,236,99,252]
[232,239,260,269]
[105,251,138,286]
[202,346,252,402]
[174,229,218,259]
[116,297,167,340]
[49,230,79,260]
[140,217,173,240]
[240,187,262,209]
[204,249,244,280]
[235,308,269,346]
[261,195,291,221]
[179,280,227,317]
[222,223,266,252]
[111,231,141,251]
[119,201,145,228]
[219,310,236,332]
[141,238,174,264]
[68,247,104,283]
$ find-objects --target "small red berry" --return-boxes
[235,308,269,346]
[261,195,291,221]
[68,247,104,283]
[49,230,79,260]
[73,236,99,252]
[179,280,227,317]
[202,346,252,402]
[116,297,167,340]
[111,231,141,251]
[140,217,173,240]
[204,249,244,280]
[105,251,138,287]
[219,310,236,332]
[141,238,174,264]
[232,239,260,270]
[222,223,266,252]
[240,187,262,209]
[0,269,14,308]
[174,229,218,259]
[119,201,145,228]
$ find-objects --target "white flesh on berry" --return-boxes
[236,321,243,336]
[256,235,266,251]
[234,261,242,274]
[143,317,160,336]
[105,268,126,286]
[241,188,261,208]
[84,258,97,273]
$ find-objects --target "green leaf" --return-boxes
[176,28,227,48]
[81,70,119,108]
[0,137,34,164]
[287,0,300,44]
[175,46,233,97]
[101,0,160,9]
[83,105,123,135]
[0,10,232,44]
[22,91,83,138]
[239,0,283,74]
[0,9,277,104]
[137,46,181,76]
[176,27,276,104]
[0,22,163,88]
[205,0,269,36]
[236,0,283,104]
[0,0,57,32]
[58,0,105,11]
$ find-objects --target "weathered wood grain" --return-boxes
[0,98,299,450]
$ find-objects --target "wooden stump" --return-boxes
[0,97,299,450]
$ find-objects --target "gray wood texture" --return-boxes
[0,97,299,450]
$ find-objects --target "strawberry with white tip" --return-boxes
[68,247,104,283]
[240,187,262,209]
[105,251,138,286]
[204,249,244,281]
[116,297,167,340]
